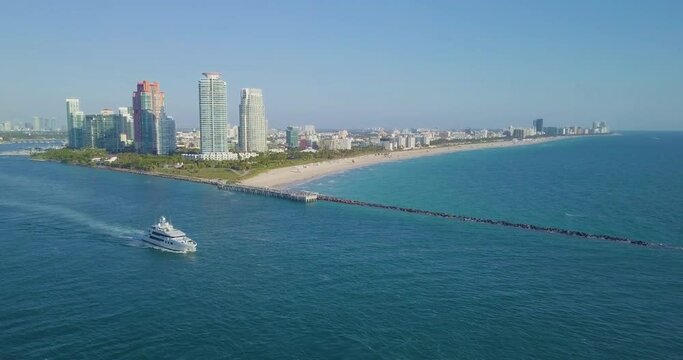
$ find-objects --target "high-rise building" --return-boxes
[118,107,135,144]
[159,114,176,155]
[238,88,266,152]
[66,98,85,148]
[543,127,559,136]
[33,116,42,131]
[32,116,56,131]
[592,121,609,134]
[533,118,544,134]
[132,81,165,154]
[199,72,228,154]
[513,128,526,139]
[286,126,299,149]
[44,118,56,131]
[84,111,122,151]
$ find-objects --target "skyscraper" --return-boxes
[159,113,177,155]
[132,81,165,154]
[533,118,544,134]
[32,116,55,131]
[84,110,122,151]
[66,98,84,148]
[33,116,42,131]
[41,117,56,131]
[118,107,135,144]
[199,72,228,153]
[239,88,266,152]
[286,126,299,149]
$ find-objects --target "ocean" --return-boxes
[0,132,681,359]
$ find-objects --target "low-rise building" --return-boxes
[182,151,259,161]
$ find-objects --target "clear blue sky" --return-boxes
[1,0,681,130]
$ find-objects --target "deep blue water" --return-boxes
[1,132,682,359]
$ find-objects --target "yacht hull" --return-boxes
[142,237,197,253]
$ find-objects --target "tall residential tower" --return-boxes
[118,107,135,146]
[238,88,266,152]
[286,126,299,149]
[199,72,228,153]
[83,110,121,151]
[132,81,165,154]
[159,113,177,155]
[66,98,84,148]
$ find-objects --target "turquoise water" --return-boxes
[1,133,682,359]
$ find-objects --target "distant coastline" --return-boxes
[30,136,585,190]
[242,136,574,189]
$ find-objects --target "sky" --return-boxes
[0,0,681,130]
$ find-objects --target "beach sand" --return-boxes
[242,137,569,189]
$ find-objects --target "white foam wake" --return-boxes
[0,201,144,242]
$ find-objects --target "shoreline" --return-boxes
[242,136,575,189]
[93,166,224,186]
[28,136,583,190]
[29,159,226,186]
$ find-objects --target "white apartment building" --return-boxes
[238,88,267,152]
[199,72,228,153]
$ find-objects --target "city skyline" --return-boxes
[63,79,176,154]
[1,1,682,130]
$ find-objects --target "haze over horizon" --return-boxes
[1,0,681,130]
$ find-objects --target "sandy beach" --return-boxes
[242,137,570,189]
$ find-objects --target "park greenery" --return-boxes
[33,147,386,182]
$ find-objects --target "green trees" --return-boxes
[33,146,384,182]
[33,148,107,165]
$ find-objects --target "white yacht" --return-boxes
[142,216,197,252]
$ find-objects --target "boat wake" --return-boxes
[0,201,144,244]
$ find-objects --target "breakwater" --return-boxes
[59,162,674,249]
[316,195,670,249]
[215,185,671,249]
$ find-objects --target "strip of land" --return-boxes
[242,137,569,188]
[31,136,576,188]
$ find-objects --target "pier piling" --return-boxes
[218,183,318,203]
